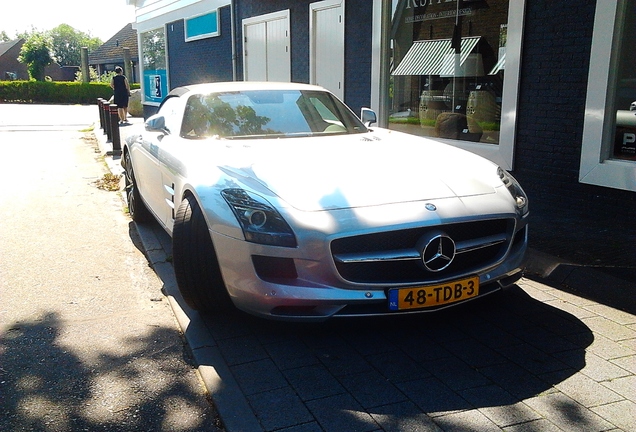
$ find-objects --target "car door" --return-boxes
[150,96,187,229]
[130,131,163,220]
[153,133,183,229]
[132,96,184,228]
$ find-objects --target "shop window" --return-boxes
[141,27,168,105]
[580,0,636,191]
[389,0,524,169]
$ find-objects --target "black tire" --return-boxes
[124,151,152,223]
[173,195,233,313]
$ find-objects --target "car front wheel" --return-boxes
[173,195,233,313]
[124,151,152,223]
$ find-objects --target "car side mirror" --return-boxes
[360,108,377,127]
[145,114,168,133]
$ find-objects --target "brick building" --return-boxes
[0,38,78,81]
[88,23,140,83]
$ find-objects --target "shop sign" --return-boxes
[404,0,473,23]
[405,0,458,6]
[615,128,636,159]
[615,110,636,159]
[405,8,472,23]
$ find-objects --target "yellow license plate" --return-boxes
[388,276,479,311]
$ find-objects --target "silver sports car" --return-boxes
[122,81,528,321]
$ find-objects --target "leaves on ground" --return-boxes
[94,173,122,191]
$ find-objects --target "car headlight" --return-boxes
[498,167,529,216]
[221,189,297,247]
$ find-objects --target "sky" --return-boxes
[0,0,137,42]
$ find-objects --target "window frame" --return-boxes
[450,0,525,170]
[184,10,220,42]
[579,0,636,192]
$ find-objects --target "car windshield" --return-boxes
[179,89,368,139]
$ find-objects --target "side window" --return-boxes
[310,97,340,122]
[309,96,346,133]
[181,95,210,139]
[158,96,182,134]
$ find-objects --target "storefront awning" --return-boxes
[392,36,482,76]
[489,52,506,75]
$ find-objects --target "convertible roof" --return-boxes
[172,81,327,95]
[167,86,191,98]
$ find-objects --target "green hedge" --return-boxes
[0,81,140,104]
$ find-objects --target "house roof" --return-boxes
[0,39,23,57]
[88,23,138,65]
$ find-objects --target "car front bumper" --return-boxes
[209,217,528,321]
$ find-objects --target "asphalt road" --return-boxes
[0,104,222,431]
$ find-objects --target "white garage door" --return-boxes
[310,0,345,99]
[243,10,291,82]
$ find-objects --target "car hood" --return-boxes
[212,129,500,212]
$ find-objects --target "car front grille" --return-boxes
[331,218,515,285]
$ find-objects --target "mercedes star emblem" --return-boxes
[421,233,456,272]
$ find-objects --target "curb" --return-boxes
[135,224,263,432]
[524,246,635,316]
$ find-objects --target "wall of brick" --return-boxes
[166,5,234,89]
[514,0,636,221]
[343,0,373,115]
[0,41,29,80]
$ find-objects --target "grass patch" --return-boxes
[389,116,421,125]
[389,116,500,131]
[477,121,500,131]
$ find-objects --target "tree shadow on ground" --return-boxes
[0,312,221,431]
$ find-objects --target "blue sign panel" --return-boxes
[185,11,219,40]
[143,69,168,104]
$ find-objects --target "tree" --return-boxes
[18,32,53,81]
[47,24,102,67]
[0,31,10,42]
[16,27,39,41]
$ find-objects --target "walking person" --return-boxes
[110,66,130,124]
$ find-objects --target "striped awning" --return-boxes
[392,36,482,76]
[489,52,506,75]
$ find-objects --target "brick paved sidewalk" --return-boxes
[206,279,636,431]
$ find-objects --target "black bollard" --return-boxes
[109,104,122,156]
[97,98,104,130]
[104,101,112,141]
